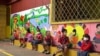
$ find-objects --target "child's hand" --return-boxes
[80,49,83,52]
[44,41,47,44]
[64,46,67,49]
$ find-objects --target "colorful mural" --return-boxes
[10,5,50,36]
[10,5,100,51]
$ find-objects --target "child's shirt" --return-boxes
[45,35,52,43]
[58,35,69,45]
[81,41,92,51]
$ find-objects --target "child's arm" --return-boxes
[81,42,92,51]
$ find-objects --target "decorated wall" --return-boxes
[10,5,100,51]
[10,5,50,37]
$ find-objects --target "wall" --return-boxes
[10,0,100,42]
[0,5,7,40]
[11,0,50,13]
[10,0,100,52]
[10,4,100,42]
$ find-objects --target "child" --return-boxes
[10,28,20,45]
[42,31,53,54]
[53,28,70,56]
[10,30,16,45]
[77,34,92,56]
[20,28,33,48]
[93,24,100,52]
[31,27,43,51]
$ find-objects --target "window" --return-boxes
[50,0,100,24]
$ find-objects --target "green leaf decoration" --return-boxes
[40,28,46,37]
[44,18,47,23]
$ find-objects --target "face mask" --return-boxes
[83,37,88,41]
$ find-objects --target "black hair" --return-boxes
[96,24,100,28]
[46,31,51,35]
[83,34,90,41]
[14,30,16,32]
[27,28,31,33]
[37,26,40,32]
[61,27,67,33]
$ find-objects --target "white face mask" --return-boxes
[83,37,88,41]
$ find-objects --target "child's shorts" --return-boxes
[44,42,51,46]
[32,40,42,45]
[57,43,72,50]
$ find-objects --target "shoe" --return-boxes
[59,55,63,56]
[42,50,46,53]
[45,51,50,54]
[22,45,26,48]
[19,44,23,47]
[53,54,56,56]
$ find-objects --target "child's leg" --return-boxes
[53,47,62,56]
[12,38,15,45]
[31,40,35,50]
[22,41,27,48]
[63,46,68,56]
[34,45,38,51]
[34,40,40,51]
[22,38,27,48]
[42,44,47,53]
[19,38,23,47]
[77,51,81,56]
[77,50,85,56]
[45,45,50,54]
[81,51,89,56]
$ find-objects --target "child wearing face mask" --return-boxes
[77,34,92,56]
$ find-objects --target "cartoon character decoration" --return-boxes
[20,15,24,21]
[25,20,30,29]
[82,24,89,34]
[93,24,100,52]
[70,29,78,48]
[13,17,18,30]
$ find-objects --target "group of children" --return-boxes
[11,26,94,56]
